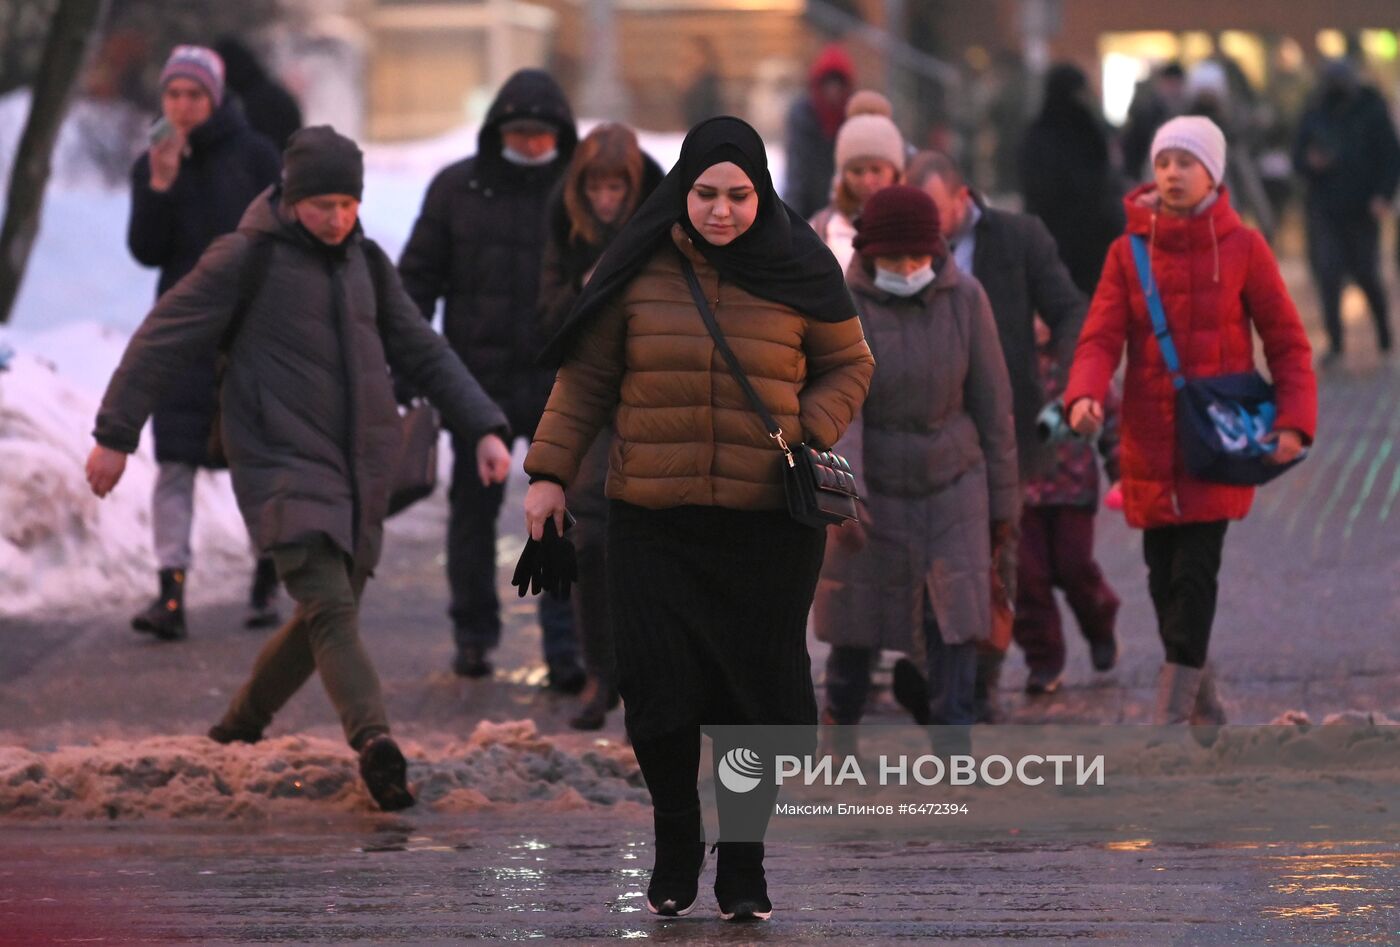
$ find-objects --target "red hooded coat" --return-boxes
[1064,184,1317,529]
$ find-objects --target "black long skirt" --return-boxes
[606,500,826,742]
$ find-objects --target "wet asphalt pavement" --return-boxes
[3,814,1397,944]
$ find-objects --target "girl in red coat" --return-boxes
[1065,116,1317,725]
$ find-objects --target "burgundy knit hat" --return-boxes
[852,184,943,259]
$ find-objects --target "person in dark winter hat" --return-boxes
[214,36,302,151]
[399,69,585,688]
[126,43,282,640]
[282,125,364,204]
[537,123,664,731]
[526,116,873,921]
[90,125,513,812]
[814,184,1017,740]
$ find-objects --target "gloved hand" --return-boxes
[990,519,1018,608]
[511,514,577,600]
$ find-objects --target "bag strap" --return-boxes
[678,254,794,465]
[361,237,395,336]
[1128,234,1185,391]
[217,232,275,356]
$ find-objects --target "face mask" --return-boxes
[502,145,559,167]
[874,264,935,297]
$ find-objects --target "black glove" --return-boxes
[510,514,577,600]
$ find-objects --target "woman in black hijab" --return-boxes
[525,117,874,921]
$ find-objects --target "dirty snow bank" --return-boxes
[0,720,646,820]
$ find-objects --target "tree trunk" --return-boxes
[0,0,110,325]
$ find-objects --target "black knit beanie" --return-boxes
[282,126,364,204]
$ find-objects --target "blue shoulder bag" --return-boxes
[1128,234,1305,486]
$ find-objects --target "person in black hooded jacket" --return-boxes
[398,69,582,683]
[1020,63,1124,297]
[126,45,282,641]
[214,37,303,152]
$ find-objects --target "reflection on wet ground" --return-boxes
[1,812,1395,944]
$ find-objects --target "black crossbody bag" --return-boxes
[679,256,861,528]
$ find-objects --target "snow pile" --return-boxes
[0,340,253,619]
[0,719,645,821]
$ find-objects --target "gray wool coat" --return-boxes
[95,188,509,572]
[813,257,1020,650]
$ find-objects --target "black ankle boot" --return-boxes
[131,568,187,641]
[569,677,618,731]
[358,734,415,812]
[646,806,706,917]
[713,841,771,921]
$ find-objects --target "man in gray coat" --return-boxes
[86,127,513,811]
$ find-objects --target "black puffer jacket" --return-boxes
[1019,65,1124,296]
[399,69,578,438]
[97,189,509,571]
[127,102,281,466]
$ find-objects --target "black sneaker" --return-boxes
[207,722,263,745]
[1024,667,1063,696]
[358,735,415,812]
[714,841,771,921]
[452,646,493,678]
[646,807,706,917]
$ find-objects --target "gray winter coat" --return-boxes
[95,188,509,571]
[813,257,1019,650]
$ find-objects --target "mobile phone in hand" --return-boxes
[149,117,174,147]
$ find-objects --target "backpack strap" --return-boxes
[361,237,395,330]
[217,232,275,355]
[1128,234,1185,391]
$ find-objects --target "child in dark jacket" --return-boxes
[1065,116,1317,726]
[1013,317,1122,696]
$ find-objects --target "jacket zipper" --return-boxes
[328,256,362,552]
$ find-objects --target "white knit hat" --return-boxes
[834,114,905,173]
[1151,115,1227,185]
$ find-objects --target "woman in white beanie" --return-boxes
[808,113,905,272]
[1064,115,1317,730]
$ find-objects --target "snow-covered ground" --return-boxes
[0,94,710,620]
[0,719,648,820]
